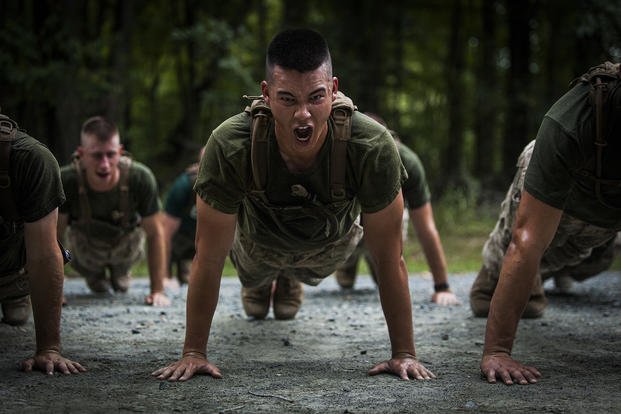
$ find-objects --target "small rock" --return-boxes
[441,334,449,340]
[360,350,367,355]
[132,329,140,334]
[464,400,478,410]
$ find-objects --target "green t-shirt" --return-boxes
[195,110,406,251]
[525,81,621,229]
[397,141,431,210]
[1,131,66,275]
[164,169,197,238]
[60,159,161,240]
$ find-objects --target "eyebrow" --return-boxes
[276,87,327,98]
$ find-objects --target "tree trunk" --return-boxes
[502,0,534,181]
[474,0,497,183]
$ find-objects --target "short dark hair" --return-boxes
[81,116,118,143]
[266,28,332,79]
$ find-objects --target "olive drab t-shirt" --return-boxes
[0,132,66,275]
[60,160,161,242]
[524,82,621,229]
[195,110,407,251]
[397,141,431,210]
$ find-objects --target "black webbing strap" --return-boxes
[117,155,132,229]
[73,155,92,225]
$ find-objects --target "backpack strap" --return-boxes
[329,92,355,201]
[245,97,272,193]
[117,155,132,229]
[244,92,356,201]
[0,114,19,223]
[72,153,92,225]
[574,62,621,208]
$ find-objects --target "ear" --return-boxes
[76,146,84,157]
[331,77,339,100]
[261,81,269,104]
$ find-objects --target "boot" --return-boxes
[335,254,358,289]
[335,268,357,289]
[1,295,31,326]
[469,266,498,317]
[86,273,111,293]
[111,273,131,293]
[470,265,547,319]
[241,283,272,319]
[273,276,303,320]
[553,274,574,294]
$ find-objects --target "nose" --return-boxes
[294,104,311,121]
[99,155,111,169]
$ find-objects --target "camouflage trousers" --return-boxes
[67,226,145,279]
[230,220,364,288]
[483,140,618,282]
[0,268,29,302]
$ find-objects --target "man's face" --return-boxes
[77,133,123,190]
[261,63,338,160]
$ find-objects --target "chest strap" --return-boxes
[73,154,132,228]
[245,91,355,202]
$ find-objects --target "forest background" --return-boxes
[2,0,620,273]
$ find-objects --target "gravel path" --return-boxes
[0,271,619,413]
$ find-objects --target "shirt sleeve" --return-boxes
[13,141,65,223]
[524,116,583,210]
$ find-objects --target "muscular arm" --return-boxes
[363,193,434,380]
[482,190,562,384]
[152,197,236,381]
[409,203,458,305]
[21,208,85,374]
[141,212,170,306]
[160,212,182,277]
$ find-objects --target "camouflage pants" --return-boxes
[67,226,145,279]
[483,140,618,282]
[0,269,29,302]
[230,220,364,287]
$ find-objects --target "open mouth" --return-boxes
[96,171,111,179]
[294,126,313,142]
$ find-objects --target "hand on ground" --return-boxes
[19,350,87,375]
[481,353,541,385]
[152,355,222,382]
[145,291,171,306]
[431,291,461,306]
[368,354,436,380]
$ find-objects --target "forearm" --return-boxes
[483,243,540,356]
[27,253,64,353]
[376,257,416,356]
[182,258,223,355]
[146,235,167,294]
[417,228,449,285]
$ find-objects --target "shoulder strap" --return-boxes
[0,114,19,221]
[245,92,356,201]
[329,92,355,201]
[118,155,132,229]
[72,153,92,224]
[574,61,621,209]
[245,97,272,193]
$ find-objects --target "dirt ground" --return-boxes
[0,270,619,413]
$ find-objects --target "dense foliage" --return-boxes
[1,0,620,195]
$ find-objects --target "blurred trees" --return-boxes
[1,0,620,194]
